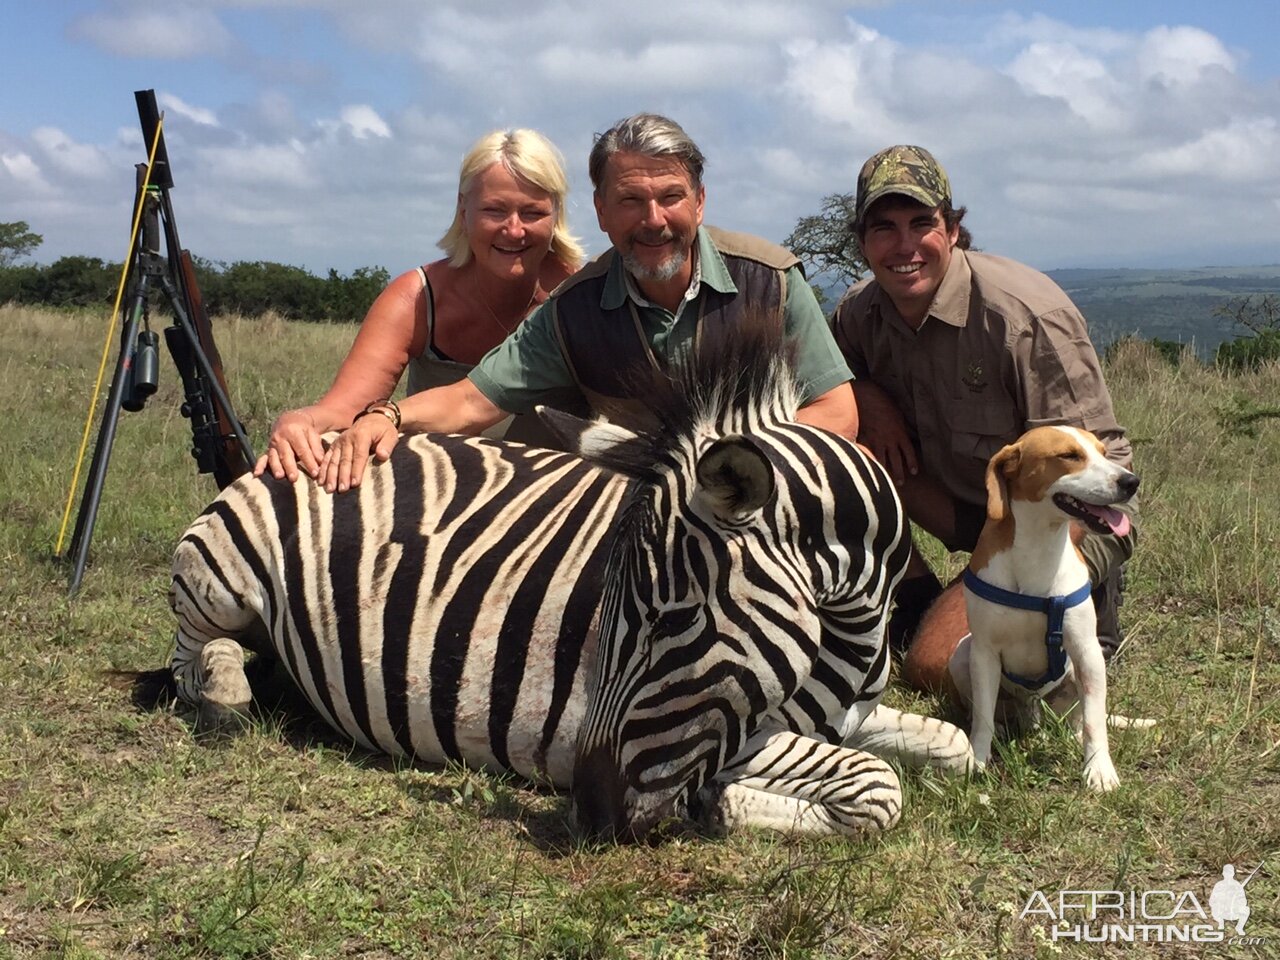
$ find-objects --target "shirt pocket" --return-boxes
[945,401,1020,463]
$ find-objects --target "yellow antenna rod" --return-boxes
[55,114,167,557]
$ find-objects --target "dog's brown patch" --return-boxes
[971,426,1093,574]
[970,517,1013,573]
[1002,427,1090,505]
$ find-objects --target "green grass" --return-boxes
[1,305,1277,958]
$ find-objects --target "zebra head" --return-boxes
[542,314,905,841]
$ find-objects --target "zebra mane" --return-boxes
[597,308,804,478]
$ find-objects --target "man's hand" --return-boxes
[319,414,400,493]
[851,381,918,485]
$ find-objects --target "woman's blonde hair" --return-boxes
[438,128,584,270]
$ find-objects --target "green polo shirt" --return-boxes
[468,226,852,415]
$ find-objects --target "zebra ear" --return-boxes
[536,405,646,466]
[695,435,775,520]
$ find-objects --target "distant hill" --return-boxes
[1044,265,1280,357]
[817,265,1280,359]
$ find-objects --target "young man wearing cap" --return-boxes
[831,145,1136,667]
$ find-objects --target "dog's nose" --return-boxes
[1118,472,1140,498]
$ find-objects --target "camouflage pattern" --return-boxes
[854,145,952,227]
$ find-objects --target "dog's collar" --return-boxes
[962,569,1093,691]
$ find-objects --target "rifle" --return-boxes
[61,89,255,594]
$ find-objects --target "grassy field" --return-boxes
[1,303,1277,959]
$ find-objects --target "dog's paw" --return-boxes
[1084,757,1120,792]
[970,741,991,771]
[1107,715,1156,730]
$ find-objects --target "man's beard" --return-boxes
[621,231,690,283]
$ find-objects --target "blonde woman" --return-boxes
[257,128,584,481]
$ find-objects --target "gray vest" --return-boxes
[550,226,797,431]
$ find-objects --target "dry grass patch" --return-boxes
[0,306,1276,958]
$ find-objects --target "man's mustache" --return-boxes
[631,229,677,246]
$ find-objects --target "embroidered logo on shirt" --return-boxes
[962,361,987,393]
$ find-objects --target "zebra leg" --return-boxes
[696,731,901,838]
[170,628,254,734]
[169,522,272,734]
[198,638,253,733]
[843,704,975,775]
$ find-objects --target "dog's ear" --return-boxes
[985,442,1021,521]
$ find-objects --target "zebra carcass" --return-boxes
[169,313,971,840]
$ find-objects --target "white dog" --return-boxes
[951,426,1141,792]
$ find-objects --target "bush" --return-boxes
[0,264,42,304]
[0,257,389,323]
[39,256,120,307]
[1214,328,1280,373]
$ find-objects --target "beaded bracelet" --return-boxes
[353,398,402,429]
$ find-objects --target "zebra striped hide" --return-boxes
[170,314,972,841]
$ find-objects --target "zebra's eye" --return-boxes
[652,605,702,637]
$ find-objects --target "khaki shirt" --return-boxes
[833,249,1131,509]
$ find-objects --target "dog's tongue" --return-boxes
[1081,503,1130,537]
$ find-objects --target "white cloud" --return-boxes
[535,42,764,92]
[987,12,1129,56]
[195,141,317,189]
[1135,25,1236,87]
[1006,42,1127,131]
[70,5,235,59]
[158,94,220,128]
[781,27,900,136]
[337,105,391,140]
[2,152,51,192]
[1134,118,1280,181]
[31,128,111,180]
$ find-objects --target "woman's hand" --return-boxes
[255,409,329,482]
[318,414,401,493]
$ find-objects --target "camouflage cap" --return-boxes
[854,145,952,228]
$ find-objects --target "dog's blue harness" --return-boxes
[962,569,1093,691]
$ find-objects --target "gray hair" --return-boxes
[588,113,706,193]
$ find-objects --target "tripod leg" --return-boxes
[67,277,151,595]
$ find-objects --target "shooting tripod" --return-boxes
[62,89,255,595]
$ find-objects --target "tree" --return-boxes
[40,256,117,307]
[0,220,42,267]
[1213,294,1280,372]
[783,192,865,288]
[1213,293,1280,338]
[324,265,391,322]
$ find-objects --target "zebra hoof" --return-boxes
[195,697,253,737]
[195,638,253,737]
[689,782,730,837]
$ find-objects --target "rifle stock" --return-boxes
[178,250,253,488]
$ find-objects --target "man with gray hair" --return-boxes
[322,113,857,490]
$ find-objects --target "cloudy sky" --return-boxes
[3,1,1278,278]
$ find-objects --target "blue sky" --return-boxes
[3,1,1278,276]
